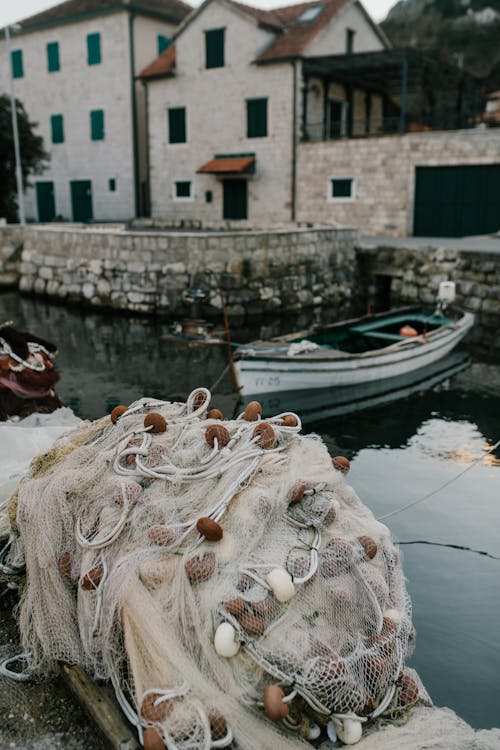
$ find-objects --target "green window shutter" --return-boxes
[205,28,224,69]
[157,35,171,55]
[87,33,101,65]
[90,109,105,140]
[11,50,24,79]
[47,42,60,72]
[51,114,64,144]
[175,181,191,198]
[168,107,186,143]
[247,98,267,138]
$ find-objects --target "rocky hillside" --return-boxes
[381,0,500,91]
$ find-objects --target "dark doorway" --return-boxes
[328,100,344,139]
[35,182,56,222]
[70,180,93,222]
[223,179,247,220]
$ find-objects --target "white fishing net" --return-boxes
[1,388,427,748]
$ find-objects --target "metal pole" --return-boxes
[5,25,26,225]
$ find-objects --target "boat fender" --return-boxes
[399,325,418,337]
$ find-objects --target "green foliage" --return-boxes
[0,94,49,222]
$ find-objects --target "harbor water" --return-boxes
[1,291,499,734]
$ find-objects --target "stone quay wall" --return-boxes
[0,224,357,319]
[358,243,500,352]
[0,226,25,289]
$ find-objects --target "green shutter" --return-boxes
[247,99,267,138]
[90,109,105,140]
[331,178,352,198]
[205,29,224,68]
[11,50,24,78]
[175,181,191,198]
[51,114,64,144]
[168,108,186,143]
[47,42,60,72]
[87,33,101,65]
[157,35,171,54]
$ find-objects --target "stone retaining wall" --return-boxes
[0,226,24,289]
[358,243,500,352]
[1,225,357,319]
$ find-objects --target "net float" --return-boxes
[207,408,224,420]
[57,551,73,581]
[266,567,296,602]
[243,401,262,421]
[397,672,419,707]
[383,607,403,624]
[253,423,276,449]
[110,405,128,423]
[208,710,228,740]
[288,480,306,504]
[196,517,223,542]
[357,535,378,560]
[321,539,353,577]
[237,611,266,636]
[336,718,362,745]
[148,525,176,546]
[140,692,172,722]
[193,390,208,409]
[214,622,240,657]
[323,503,337,526]
[205,424,230,449]
[222,596,245,616]
[143,726,166,750]
[263,684,289,721]
[251,595,276,621]
[144,413,167,434]
[281,414,298,427]
[81,566,103,590]
[399,325,418,337]
[332,455,350,474]
[185,552,216,584]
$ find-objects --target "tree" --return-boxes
[0,94,49,222]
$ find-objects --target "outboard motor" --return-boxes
[435,281,456,314]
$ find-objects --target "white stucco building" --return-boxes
[139,0,389,225]
[0,0,191,222]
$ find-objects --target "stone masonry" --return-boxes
[3,224,357,319]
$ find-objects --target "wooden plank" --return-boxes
[60,663,140,750]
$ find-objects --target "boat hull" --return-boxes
[235,312,474,396]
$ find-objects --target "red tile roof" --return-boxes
[197,156,255,173]
[10,0,192,31]
[139,43,176,79]
[255,0,351,63]
[231,1,284,30]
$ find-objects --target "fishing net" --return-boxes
[0,324,61,420]
[1,388,427,748]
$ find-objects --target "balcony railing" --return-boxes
[302,115,479,141]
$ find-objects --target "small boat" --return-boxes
[234,285,474,397]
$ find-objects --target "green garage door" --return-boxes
[414,165,500,237]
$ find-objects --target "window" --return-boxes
[174,181,192,200]
[297,5,323,22]
[87,33,101,65]
[205,28,224,68]
[157,35,171,54]
[109,178,116,191]
[247,98,268,138]
[47,42,60,72]
[51,114,64,144]
[346,28,355,54]
[90,109,105,140]
[11,50,23,78]
[168,107,186,143]
[329,177,355,201]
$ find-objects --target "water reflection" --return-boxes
[1,291,500,730]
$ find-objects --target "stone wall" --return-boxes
[358,242,500,352]
[0,227,24,289]
[5,224,357,319]
[297,129,500,236]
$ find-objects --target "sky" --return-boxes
[0,0,398,28]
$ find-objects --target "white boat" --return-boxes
[234,297,474,397]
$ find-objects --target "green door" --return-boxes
[223,179,247,220]
[414,165,500,237]
[70,180,93,222]
[35,181,56,222]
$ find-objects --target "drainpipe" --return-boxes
[143,79,151,217]
[291,60,298,223]
[128,9,140,217]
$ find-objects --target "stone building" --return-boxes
[139,0,389,225]
[0,0,191,223]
